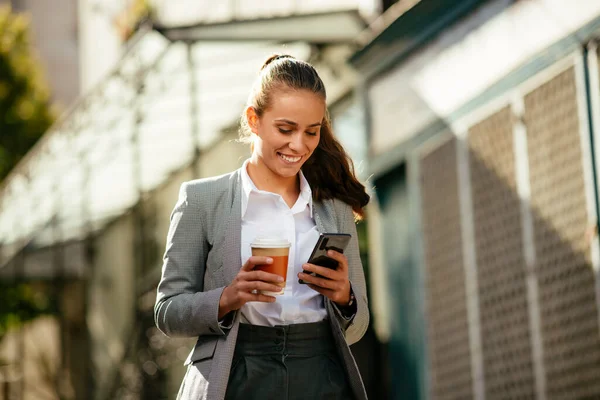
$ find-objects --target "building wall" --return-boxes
[359,1,600,399]
[367,0,600,158]
[5,0,80,108]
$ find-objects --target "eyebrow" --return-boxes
[275,119,322,128]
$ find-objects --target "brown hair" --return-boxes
[240,54,370,219]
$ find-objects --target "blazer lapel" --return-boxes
[313,199,338,234]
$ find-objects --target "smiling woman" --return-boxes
[155,55,370,400]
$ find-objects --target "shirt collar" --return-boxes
[240,159,313,218]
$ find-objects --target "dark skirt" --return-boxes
[225,321,354,400]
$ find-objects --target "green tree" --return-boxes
[0,5,55,182]
[0,281,56,338]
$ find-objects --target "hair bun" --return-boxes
[261,54,294,71]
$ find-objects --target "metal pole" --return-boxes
[3,375,8,400]
[79,136,94,400]
[583,42,600,345]
[131,54,146,399]
[132,56,145,296]
[17,249,25,400]
[11,180,27,400]
[5,179,29,400]
[51,181,67,400]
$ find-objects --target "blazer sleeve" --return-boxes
[333,201,369,345]
[154,182,228,338]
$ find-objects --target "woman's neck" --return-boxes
[247,158,300,206]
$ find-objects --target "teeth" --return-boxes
[280,154,301,163]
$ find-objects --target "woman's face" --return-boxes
[248,88,325,183]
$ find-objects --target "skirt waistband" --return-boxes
[235,321,335,357]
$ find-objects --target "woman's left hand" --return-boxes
[298,250,351,306]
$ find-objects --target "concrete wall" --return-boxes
[88,213,136,400]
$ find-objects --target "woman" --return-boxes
[155,54,370,400]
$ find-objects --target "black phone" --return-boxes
[299,233,351,284]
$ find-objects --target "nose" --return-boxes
[288,132,306,152]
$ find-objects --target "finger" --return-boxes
[238,280,283,294]
[242,256,273,271]
[306,284,350,305]
[241,270,284,284]
[240,291,277,303]
[302,263,338,280]
[325,250,348,270]
[298,272,338,290]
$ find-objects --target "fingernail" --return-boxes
[266,257,273,263]
[277,276,284,282]
[327,250,334,256]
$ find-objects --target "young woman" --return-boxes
[155,54,370,400]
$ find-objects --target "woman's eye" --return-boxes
[278,128,292,134]
[306,131,318,136]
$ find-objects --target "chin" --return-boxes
[276,167,300,178]
[270,162,300,177]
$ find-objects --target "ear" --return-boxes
[245,107,259,134]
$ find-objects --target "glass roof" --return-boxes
[0,30,311,267]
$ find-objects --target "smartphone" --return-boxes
[299,233,351,284]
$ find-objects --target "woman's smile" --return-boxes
[277,152,302,164]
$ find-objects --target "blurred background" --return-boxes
[1,0,600,399]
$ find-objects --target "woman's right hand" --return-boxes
[218,256,283,319]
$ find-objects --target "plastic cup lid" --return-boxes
[250,237,291,248]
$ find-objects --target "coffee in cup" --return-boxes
[250,237,291,295]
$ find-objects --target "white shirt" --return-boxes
[239,159,327,326]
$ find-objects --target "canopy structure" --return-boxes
[150,0,375,28]
[156,10,366,43]
[0,7,367,279]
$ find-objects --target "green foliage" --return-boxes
[0,281,56,338]
[115,0,154,41]
[0,5,55,181]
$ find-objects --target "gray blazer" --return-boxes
[155,168,369,400]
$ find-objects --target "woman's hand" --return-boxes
[297,250,351,306]
[218,256,283,319]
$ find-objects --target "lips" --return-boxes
[278,153,302,163]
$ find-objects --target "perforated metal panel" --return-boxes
[420,137,473,400]
[468,106,536,399]
[524,66,600,399]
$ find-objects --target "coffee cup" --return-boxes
[250,237,291,295]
